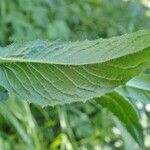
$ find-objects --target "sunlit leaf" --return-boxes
[0,30,149,106]
[0,30,150,149]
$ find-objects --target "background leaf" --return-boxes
[95,91,144,149]
[116,72,150,104]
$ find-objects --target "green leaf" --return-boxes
[0,30,149,149]
[0,30,149,106]
[95,91,144,149]
[0,86,8,101]
[116,72,150,104]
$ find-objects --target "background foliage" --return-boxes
[0,0,150,149]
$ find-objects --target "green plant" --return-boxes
[0,0,149,46]
[0,29,149,149]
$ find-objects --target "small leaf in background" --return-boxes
[95,91,144,149]
[116,72,150,104]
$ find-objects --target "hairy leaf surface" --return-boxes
[0,30,150,149]
[0,30,149,106]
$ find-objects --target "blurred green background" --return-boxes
[0,0,150,149]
